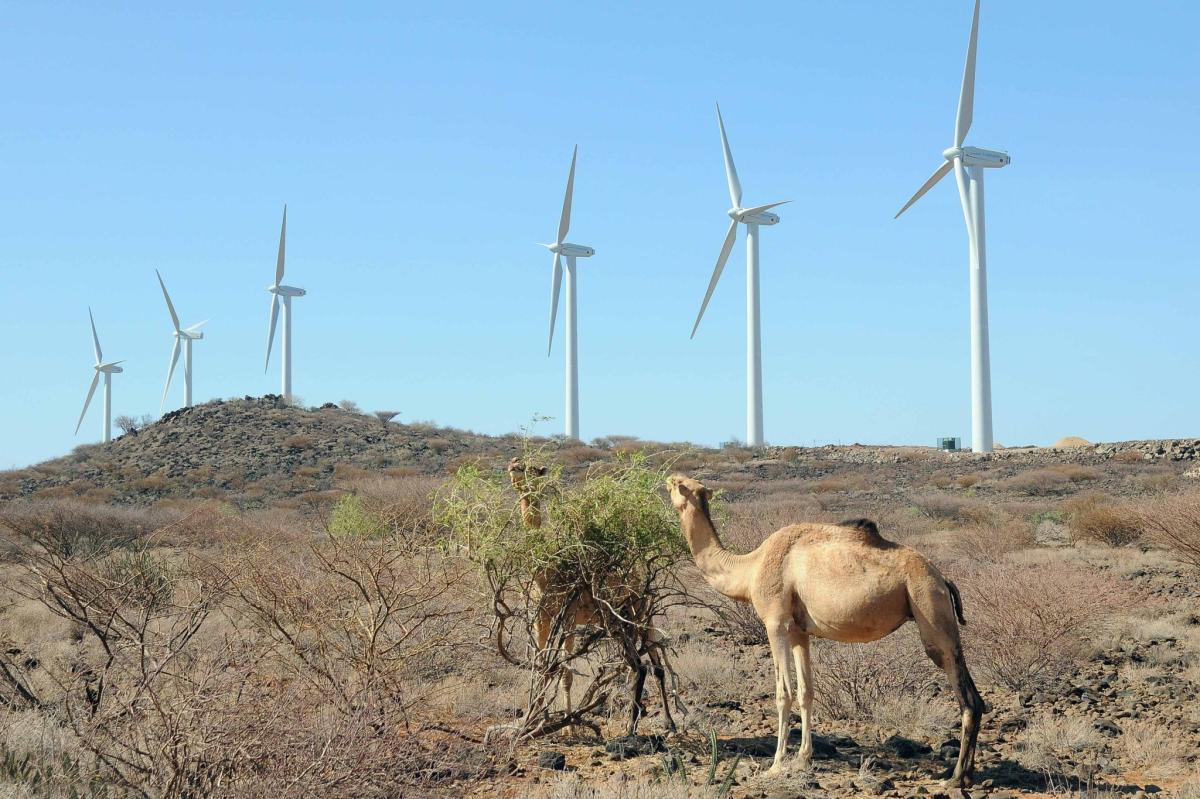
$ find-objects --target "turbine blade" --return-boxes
[75,371,100,434]
[88,307,102,364]
[155,269,181,331]
[716,103,743,209]
[557,146,576,245]
[691,219,738,339]
[547,253,562,355]
[275,205,287,286]
[265,295,280,371]
[184,319,209,332]
[162,338,181,410]
[740,200,791,217]
[953,157,977,242]
[955,0,980,147]
[895,161,954,219]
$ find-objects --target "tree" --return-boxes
[373,410,401,428]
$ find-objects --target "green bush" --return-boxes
[327,494,387,539]
[434,452,685,586]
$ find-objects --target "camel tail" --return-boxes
[946,580,967,626]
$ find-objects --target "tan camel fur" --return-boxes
[506,458,675,734]
[667,474,984,787]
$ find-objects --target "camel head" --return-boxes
[507,458,548,490]
[667,474,712,517]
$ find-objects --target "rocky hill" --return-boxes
[2,394,1197,507]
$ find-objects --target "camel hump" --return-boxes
[838,518,881,538]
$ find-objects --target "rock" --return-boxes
[536,750,566,770]
[882,734,932,758]
[1094,718,1122,736]
[706,699,742,711]
[605,734,665,760]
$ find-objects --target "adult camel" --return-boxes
[666,474,984,787]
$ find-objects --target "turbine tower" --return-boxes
[264,205,305,404]
[75,308,124,443]
[895,0,1009,454]
[690,104,788,448]
[155,269,207,410]
[542,145,594,441]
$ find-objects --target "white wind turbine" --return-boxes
[74,308,124,443]
[264,205,305,404]
[895,0,1009,454]
[155,270,207,410]
[690,104,788,448]
[542,145,594,441]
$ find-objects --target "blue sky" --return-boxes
[2,1,1198,468]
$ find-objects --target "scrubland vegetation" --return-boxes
[2,428,1200,797]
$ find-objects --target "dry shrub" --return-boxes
[870,691,960,741]
[350,475,441,542]
[959,561,1131,691]
[556,445,608,467]
[912,493,986,522]
[810,475,867,494]
[1046,464,1101,482]
[1114,449,1146,463]
[1139,492,1200,571]
[956,472,983,489]
[1061,494,1141,546]
[1134,467,1175,494]
[951,516,1034,561]
[0,499,174,558]
[810,626,943,724]
[998,469,1072,496]
[283,433,313,451]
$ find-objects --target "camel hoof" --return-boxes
[941,774,973,791]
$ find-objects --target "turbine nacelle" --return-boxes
[942,145,1010,168]
[173,329,205,341]
[96,362,124,374]
[268,284,307,297]
[542,242,595,258]
[729,207,781,226]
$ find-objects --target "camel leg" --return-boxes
[912,588,984,788]
[789,630,814,768]
[765,618,795,772]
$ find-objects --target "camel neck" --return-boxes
[518,495,542,529]
[681,505,754,601]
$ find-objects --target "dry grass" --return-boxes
[810,626,943,724]
[1119,720,1193,780]
[1015,712,1104,781]
[538,773,724,799]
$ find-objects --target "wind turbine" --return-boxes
[690,104,788,448]
[542,145,594,441]
[75,308,124,443]
[155,270,207,410]
[264,205,305,404]
[895,0,1009,454]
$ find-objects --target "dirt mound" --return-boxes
[1052,436,1092,449]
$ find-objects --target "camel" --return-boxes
[506,458,676,735]
[666,474,984,788]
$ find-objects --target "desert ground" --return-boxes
[1,397,1198,798]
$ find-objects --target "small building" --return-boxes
[936,437,961,452]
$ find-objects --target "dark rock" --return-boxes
[1094,718,1122,736]
[536,751,566,770]
[706,699,742,711]
[605,734,665,760]
[882,734,932,758]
